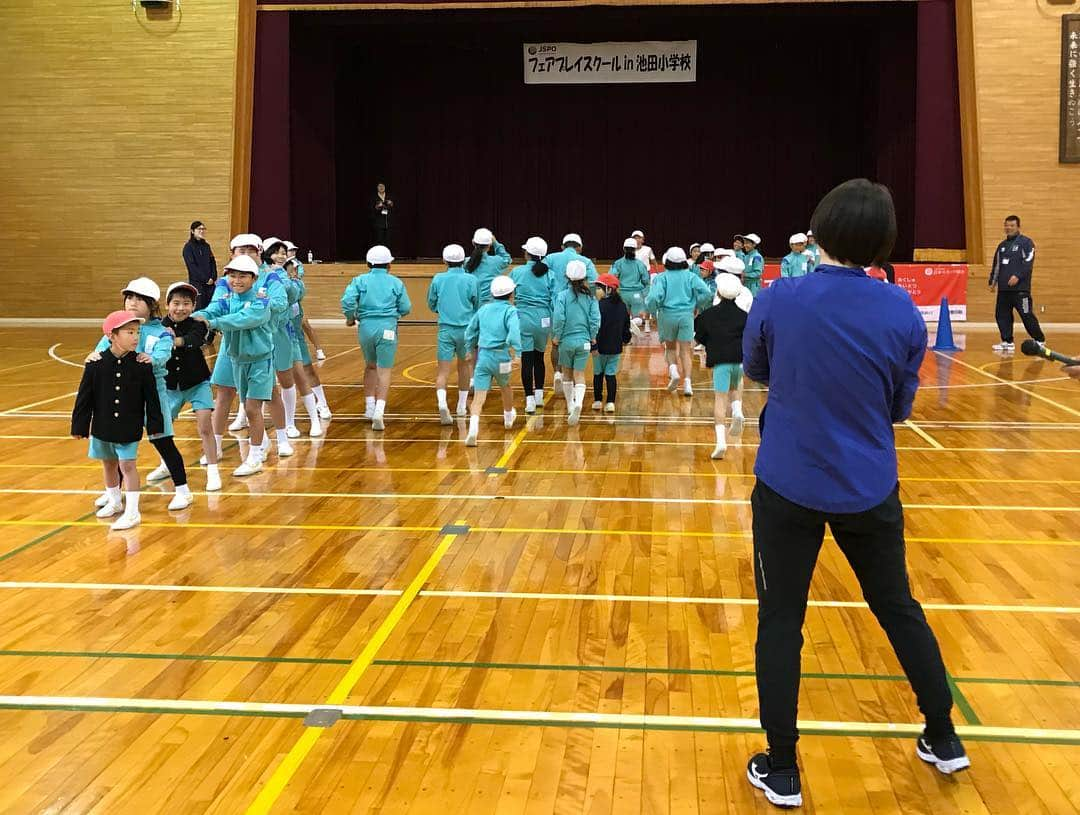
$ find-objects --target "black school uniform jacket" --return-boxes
[71,351,164,442]
[594,296,632,355]
[162,316,212,390]
[694,300,748,367]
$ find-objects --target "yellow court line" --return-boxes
[903,420,944,450]
[936,351,1080,419]
[401,359,437,386]
[244,521,467,815]
[492,416,534,472]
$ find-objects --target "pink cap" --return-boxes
[102,310,145,335]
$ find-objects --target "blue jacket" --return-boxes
[545,247,599,294]
[645,269,713,314]
[989,234,1036,291]
[553,288,600,342]
[742,265,927,513]
[469,242,512,304]
[465,299,521,353]
[428,266,480,328]
[341,267,412,321]
[509,261,556,313]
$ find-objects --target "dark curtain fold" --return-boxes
[250,11,291,238]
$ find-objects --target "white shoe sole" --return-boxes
[372,416,385,431]
[110,513,141,531]
[524,407,536,415]
[96,502,123,519]
[168,494,193,511]
[205,477,222,492]
[233,462,263,477]
[916,745,971,775]
[439,408,453,426]
[605,404,615,413]
[278,444,294,458]
[591,402,602,411]
[746,769,802,808]
[464,434,477,447]
[711,447,726,460]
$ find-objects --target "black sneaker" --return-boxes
[916,733,971,775]
[746,753,803,808]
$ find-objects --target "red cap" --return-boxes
[596,273,620,289]
[102,310,145,335]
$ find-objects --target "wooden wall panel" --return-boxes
[0,0,240,317]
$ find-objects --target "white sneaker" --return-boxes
[992,341,1015,352]
[535,390,545,407]
[167,492,193,511]
[439,407,453,426]
[683,383,694,397]
[591,400,602,410]
[315,348,326,361]
[286,425,302,439]
[278,441,295,457]
[96,500,123,519]
[525,396,536,415]
[364,408,375,420]
[630,318,643,338]
[228,413,249,431]
[567,405,581,427]
[110,512,141,531]
[711,444,727,460]
[206,470,222,492]
[667,376,680,392]
[464,432,478,447]
[456,404,468,418]
[605,403,615,413]
[504,409,517,429]
[309,417,323,438]
[372,414,385,432]
[198,455,208,466]
[146,463,170,483]
[94,491,111,508]
[317,404,332,420]
[731,414,745,437]
[233,459,263,477]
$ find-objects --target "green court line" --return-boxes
[947,672,982,725]
[0,650,1076,690]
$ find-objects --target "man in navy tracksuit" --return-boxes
[988,215,1044,352]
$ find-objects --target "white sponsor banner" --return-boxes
[523,41,697,85]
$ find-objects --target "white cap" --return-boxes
[565,260,587,281]
[261,237,282,252]
[490,275,516,298]
[165,282,200,302]
[789,232,808,245]
[230,233,262,251]
[223,255,260,275]
[714,248,735,258]
[717,256,746,276]
[472,227,494,246]
[664,247,688,265]
[283,240,297,251]
[631,230,645,238]
[806,230,814,237]
[623,237,638,249]
[715,273,742,301]
[736,287,754,313]
[743,233,761,246]
[522,236,548,257]
[700,242,716,254]
[366,245,394,265]
[442,244,466,264]
[689,243,701,252]
[562,233,582,246]
[122,277,161,301]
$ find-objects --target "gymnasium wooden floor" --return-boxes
[0,323,1078,814]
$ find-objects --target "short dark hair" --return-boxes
[1005,215,1021,226]
[261,241,287,265]
[167,287,196,304]
[809,179,897,267]
[190,220,205,231]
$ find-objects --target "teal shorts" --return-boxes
[712,363,743,392]
[623,290,646,313]
[210,349,236,388]
[658,310,694,342]
[517,309,552,353]
[234,357,274,402]
[473,349,512,391]
[273,327,294,372]
[88,436,139,461]
[594,353,622,376]
[167,381,214,418]
[148,378,173,440]
[359,318,399,368]
[558,338,592,371]
[437,325,468,362]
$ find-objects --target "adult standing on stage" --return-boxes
[372,182,394,248]
[182,220,217,309]
[988,214,1045,353]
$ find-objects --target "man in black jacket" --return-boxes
[988,215,1045,353]
[182,221,218,309]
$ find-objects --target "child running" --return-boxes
[611,237,650,337]
[73,311,165,530]
[428,243,480,424]
[552,260,600,426]
[591,274,631,413]
[464,276,521,447]
[509,236,556,414]
[646,247,713,397]
[694,272,749,459]
[466,228,512,306]
[284,257,333,425]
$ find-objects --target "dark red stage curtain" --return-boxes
[250,11,291,238]
[251,3,962,260]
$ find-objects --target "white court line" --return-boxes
[936,350,1080,418]
[0,391,79,416]
[47,343,85,369]
[0,581,1076,614]
[903,420,944,450]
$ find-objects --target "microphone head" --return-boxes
[1020,339,1043,357]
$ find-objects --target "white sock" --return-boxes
[276,429,288,446]
[684,377,693,388]
[124,491,140,514]
[669,363,679,379]
[282,386,297,428]
[534,389,543,403]
[437,388,448,409]
[732,400,743,418]
[715,425,726,447]
[562,381,574,404]
[457,392,469,412]
[214,434,224,456]
[374,399,386,418]
[106,486,121,503]
[236,403,247,422]
[503,410,514,425]
[468,414,479,437]
[302,392,319,422]
[176,483,191,497]
[311,384,328,408]
[573,383,586,408]
[365,396,376,415]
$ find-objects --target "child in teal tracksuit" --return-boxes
[741,233,765,295]
[192,254,275,477]
[463,275,521,447]
[466,228,512,306]
[646,248,713,397]
[611,237,650,334]
[284,258,331,427]
[780,233,816,278]
[510,236,557,414]
[428,243,480,424]
[544,234,598,388]
[552,260,601,427]
[340,245,412,431]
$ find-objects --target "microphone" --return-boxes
[1020,340,1080,366]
